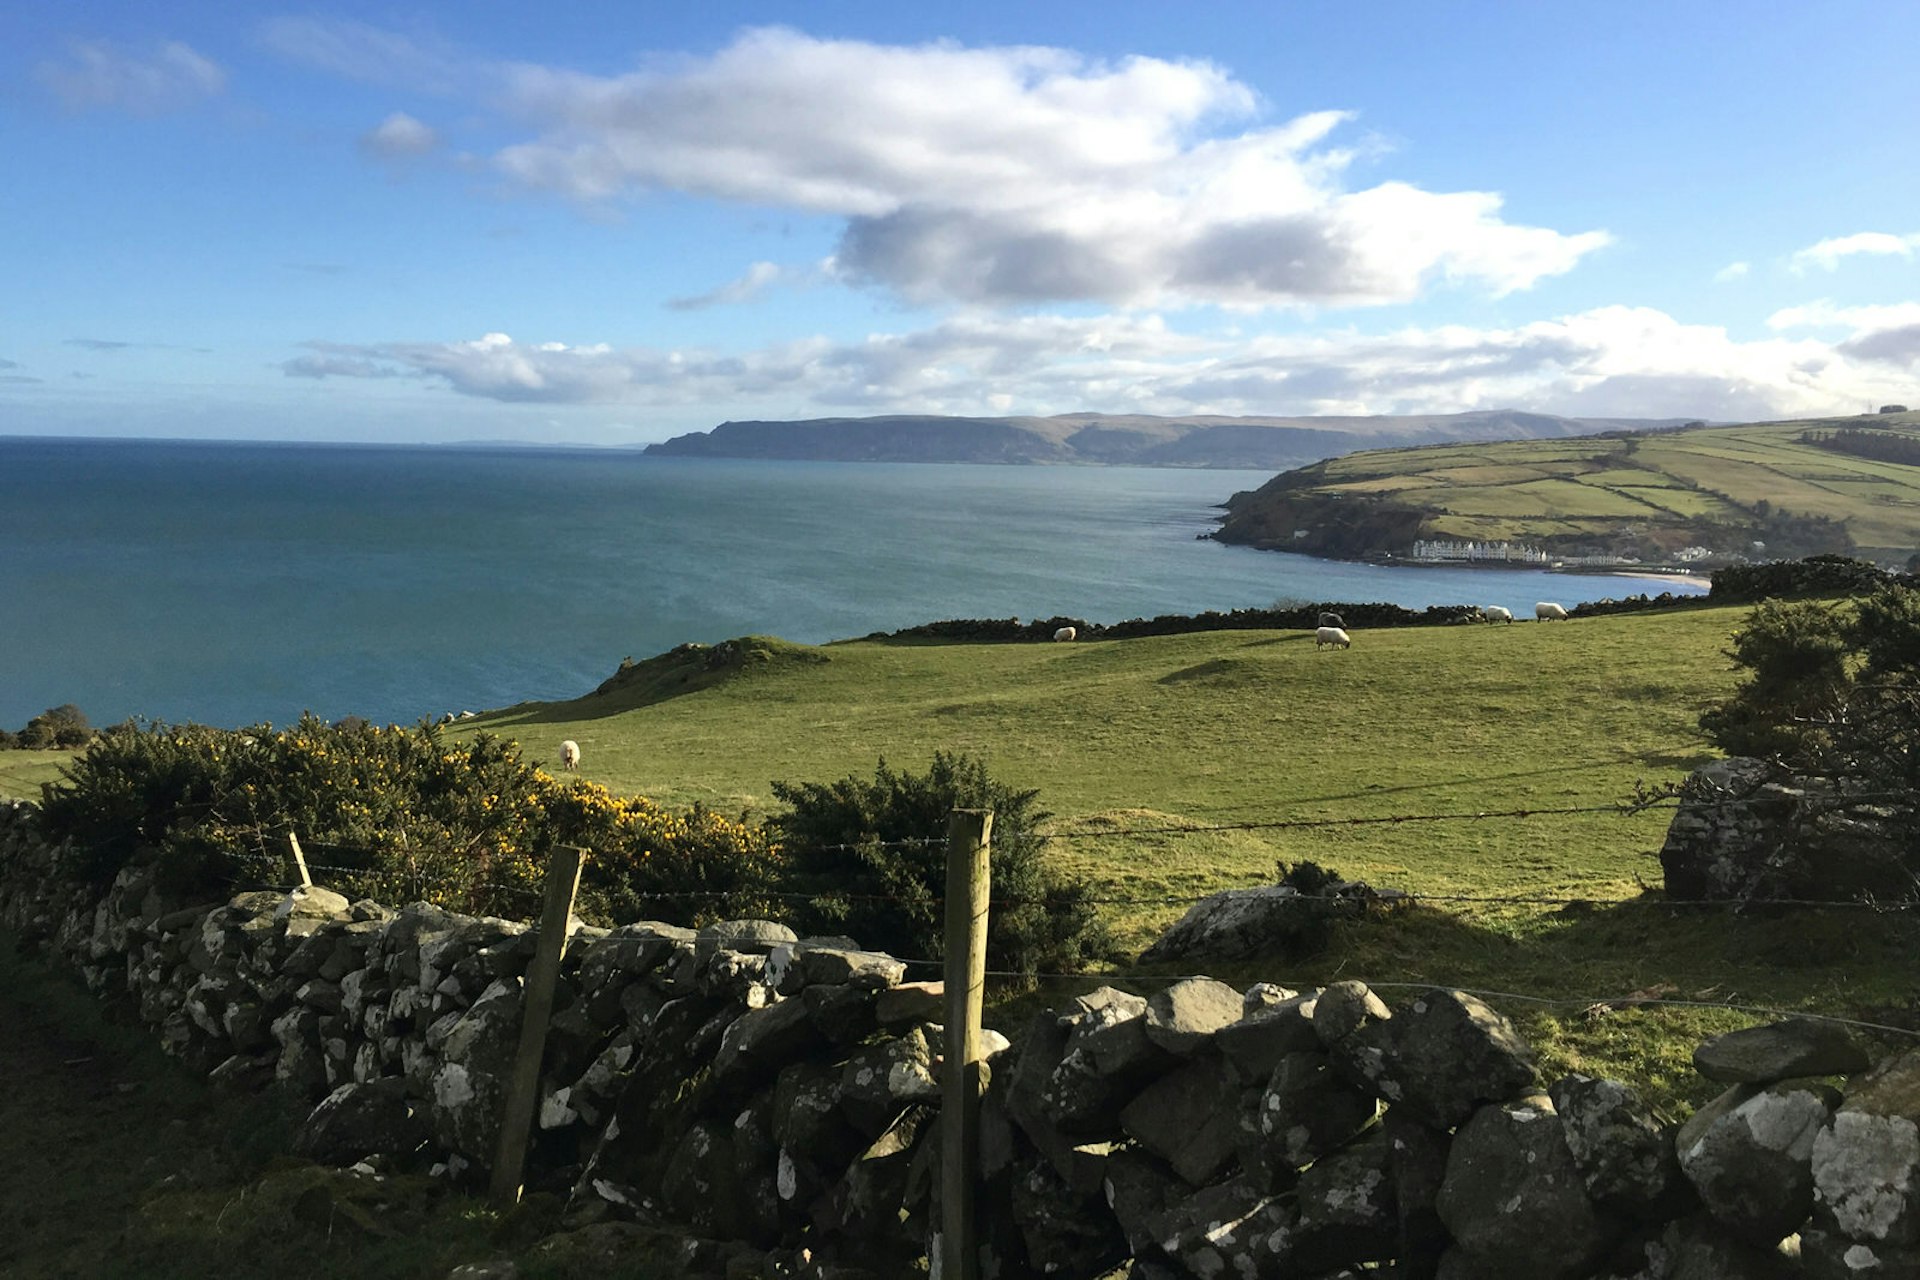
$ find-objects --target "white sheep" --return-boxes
[1481,605,1514,625]
[559,740,581,772]
[1053,626,1077,642]
[1535,602,1569,621]
[1315,626,1351,649]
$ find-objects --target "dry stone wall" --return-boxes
[4,800,1918,1279]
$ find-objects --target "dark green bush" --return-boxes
[18,704,93,749]
[766,752,1111,978]
[1699,598,1854,757]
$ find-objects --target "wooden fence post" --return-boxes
[489,844,586,1209]
[940,809,992,1280]
[287,830,312,888]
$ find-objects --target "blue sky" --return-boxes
[4,1,1919,443]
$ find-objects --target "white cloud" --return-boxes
[359,112,442,159]
[666,261,787,311]
[478,28,1606,309]
[1790,231,1920,273]
[257,16,467,94]
[1767,300,1920,369]
[1713,261,1750,282]
[281,305,1917,422]
[36,39,225,114]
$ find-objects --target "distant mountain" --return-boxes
[643,411,1700,469]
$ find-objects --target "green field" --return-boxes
[1221,414,1920,561]
[458,604,1920,1101]
[11,603,1916,1104]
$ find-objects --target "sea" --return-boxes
[0,437,1707,730]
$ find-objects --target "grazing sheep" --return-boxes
[1481,605,1514,625]
[559,740,581,772]
[1053,626,1077,642]
[1535,602,1570,621]
[1315,626,1352,649]
[1318,611,1346,630]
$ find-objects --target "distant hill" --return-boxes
[642,410,1698,470]
[1211,412,1920,566]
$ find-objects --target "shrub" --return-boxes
[766,752,1111,978]
[1698,598,1854,758]
[34,716,778,924]
[18,704,93,749]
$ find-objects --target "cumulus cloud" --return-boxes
[1790,231,1920,273]
[479,28,1606,309]
[1768,300,1920,369]
[280,305,1917,422]
[1714,261,1750,282]
[36,39,226,114]
[359,111,442,159]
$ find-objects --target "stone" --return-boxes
[1799,1224,1920,1278]
[1551,1073,1693,1220]
[275,883,352,929]
[876,980,944,1026]
[1695,1018,1872,1084]
[766,944,907,994]
[799,983,879,1048]
[1436,1095,1618,1279]
[1347,989,1537,1129]
[1138,885,1316,962]
[1258,1050,1379,1168]
[1119,1055,1243,1186]
[694,919,797,962]
[1677,1078,1837,1243]
[1811,1045,1920,1247]
[1147,1176,1297,1278]
[1101,1147,1188,1257]
[293,1077,431,1165]
[773,1061,863,1170]
[1312,980,1390,1047]
[1293,1133,1396,1272]
[1143,976,1244,1056]
[1655,1213,1803,1280]
[426,978,526,1161]
[1386,1108,1452,1280]
[1242,982,1298,1014]
[839,1027,939,1137]
[1215,991,1321,1083]
[712,998,824,1093]
[1010,1156,1128,1279]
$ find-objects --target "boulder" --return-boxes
[427,978,526,1161]
[694,919,797,962]
[1799,1224,1920,1278]
[1139,885,1337,962]
[1811,1044,1920,1247]
[1119,1055,1243,1186]
[1677,1078,1838,1243]
[293,1077,431,1165]
[1694,1018,1872,1084]
[1215,991,1320,1083]
[711,997,824,1093]
[1147,1176,1296,1278]
[1143,977,1244,1056]
[1435,1096,1618,1279]
[839,1027,940,1137]
[1293,1133,1396,1272]
[1258,1050,1379,1167]
[1551,1072,1693,1219]
[1347,989,1537,1129]
[1009,1156,1128,1278]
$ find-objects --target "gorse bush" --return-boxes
[766,752,1111,978]
[36,716,778,924]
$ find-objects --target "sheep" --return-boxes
[1315,626,1351,649]
[1480,605,1514,625]
[559,740,581,772]
[1053,626,1077,642]
[1535,602,1570,621]
[1318,611,1346,630]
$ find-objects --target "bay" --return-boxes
[0,438,1704,729]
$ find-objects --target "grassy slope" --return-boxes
[469,605,1920,1104]
[1249,415,1920,556]
[0,749,74,802]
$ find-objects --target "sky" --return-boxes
[4,1,1919,445]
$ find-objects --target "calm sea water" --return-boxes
[0,438,1705,728]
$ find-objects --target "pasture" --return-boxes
[1291,414,1920,559]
